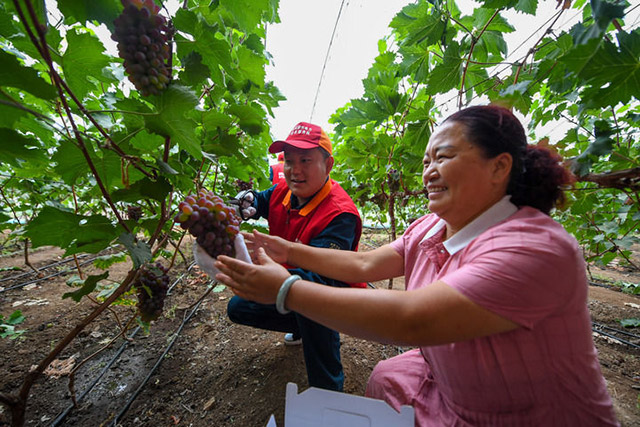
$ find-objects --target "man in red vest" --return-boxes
[269,152,285,184]
[227,122,364,392]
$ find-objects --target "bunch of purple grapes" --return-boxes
[235,178,254,192]
[174,189,241,258]
[127,205,143,221]
[388,168,401,193]
[136,262,170,322]
[112,0,171,96]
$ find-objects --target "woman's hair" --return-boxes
[444,105,573,214]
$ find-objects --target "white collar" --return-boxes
[422,196,518,255]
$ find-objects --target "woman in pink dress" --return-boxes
[214,105,618,426]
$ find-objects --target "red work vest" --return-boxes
[270,162,285,184]
[268,179,366,288]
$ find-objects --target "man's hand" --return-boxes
[242,230,290,264]
[228,190,257,220]
[194,234,252,278]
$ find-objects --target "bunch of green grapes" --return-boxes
[174,190,241,258]
[135,262,170,322]
[112,0,171,96]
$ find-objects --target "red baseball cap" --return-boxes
[269,122,333,155]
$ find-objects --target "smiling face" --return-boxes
[423,121,512,237]
[283,147,334,204]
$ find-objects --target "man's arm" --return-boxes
[308,213,357,252]
[288,213,358,288]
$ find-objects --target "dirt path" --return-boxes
[0,240,639,426]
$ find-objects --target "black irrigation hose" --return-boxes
[592,323,640,350]
[592,328,640,350]
[589,280,615,289]
[0,256,100,293]
[111,279,208,426]
[50,325,143,427]
[49,265,196,427]
[0,254,92,284]
[592,322,640,341]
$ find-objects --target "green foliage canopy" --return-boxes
[330,0,639,268]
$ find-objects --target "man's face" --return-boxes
[283,147,334,204]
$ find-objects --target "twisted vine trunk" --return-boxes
[387,195,396,289]
[578,167,640,191]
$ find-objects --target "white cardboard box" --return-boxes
[266,382,414,427]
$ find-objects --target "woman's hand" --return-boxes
[193,234,252,278]
[242,230,291,264]
[215,247,290,304]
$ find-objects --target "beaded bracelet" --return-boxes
[276,274,301,315]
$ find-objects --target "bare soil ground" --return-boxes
[0,229,639,426]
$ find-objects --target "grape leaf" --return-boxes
[61,31,113,101]
[426,42,463,95]
[57,0,121,31]
[0,50,57,100]
[93,252,127,269]
[201,110,234,132]
[221,0,269,34]
[236,45,266,86]
[0,98,27,128]
[0,128,47,167]
[391,4,445,47]
[590,0,626,33]
[178,51,211,87]
[118,232,152,269]
[574,32,640,108]
[111,177,172,203]
[113,98,149,132]
[513,0,537,15]
[25,206,118,255]
[63,272,110,302]
[472,8,514,34]
[52,139,140,188]
[177,23,233,86]
[227,103,265,136]
[144,85,201,159]
[0,2,20,38]
[496,80,533,114]
[478,0,535,13]
[173,7,198,31]
[0,211,11,224]
[129,130,165,153]
[620,318,640,328]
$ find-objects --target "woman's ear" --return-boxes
[492,152,513,184]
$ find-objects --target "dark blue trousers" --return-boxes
[227,296,344,391]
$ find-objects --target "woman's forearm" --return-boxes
[287,244,403,283]
[285,279,416,345]
[284,279,520,347]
